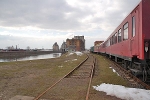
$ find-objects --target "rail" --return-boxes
[110,59,150,90]
[86,56,96,100]
[33,53,96,100]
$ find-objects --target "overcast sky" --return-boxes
[0,0,141,49]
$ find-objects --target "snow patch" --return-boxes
[65,59,77,62]
[66,52,74,57]
[68,53,74,55]
[75,51,83,56]
[72,59,77,61]
[58,66,63,68]
[109,67,119,76]
[66,51,83,56]
[93,83,150,100]
[64,60,69,62]
[112,69,116,73]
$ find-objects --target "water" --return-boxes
[0,53,61,62]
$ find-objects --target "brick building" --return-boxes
[94,41,104,46]
[66,36,85,52]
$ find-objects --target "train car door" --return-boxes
[130,6,139,57]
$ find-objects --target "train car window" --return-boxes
[112,35,114,44]
[106,40,109,47]
[118,28,121,42]
[111,37,113,45]
[132,16,135,37]
[123,22,128,40]
[102,43,104,47]
[112,35,115,44]
[110,38,112,45]
[112,34,116,44]
[108,39,110,46]
[115,32,117,43]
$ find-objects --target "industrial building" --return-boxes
[66,36,85,52]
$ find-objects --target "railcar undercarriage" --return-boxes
[128,58,150,82]
[108,54,150,82]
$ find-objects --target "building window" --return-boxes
[123,22,128,40]
[132,16,135,37]
[118,28,121,42]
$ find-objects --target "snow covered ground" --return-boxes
[66,51,83,56]
[75,51,83,56]
[93,83,150,100]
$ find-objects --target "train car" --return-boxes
[93,41,104,53]
[99,0,150,81]
[94,45,99,53]
[98,42,105,54]
[90,46,94,53]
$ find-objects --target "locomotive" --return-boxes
[91,0,150,82]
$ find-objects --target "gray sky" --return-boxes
[0,0,141,49]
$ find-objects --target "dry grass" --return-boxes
[89,53,129,100]
[0,53,129,100]
[0,53,87,100]
[92,54,128,86]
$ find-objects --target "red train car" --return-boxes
[94,41,104,53]
[94,45,99,53]
[99,0,150,81]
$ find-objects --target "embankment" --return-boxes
[0,51,62,58]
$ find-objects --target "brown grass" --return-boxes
[0,53,129,100]
[89,53,129,100]
[92,54,128,86]
[0,53,87,100]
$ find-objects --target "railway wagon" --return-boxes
[98,0,150,81]
[94,45,99,53]
[90,46,94,53]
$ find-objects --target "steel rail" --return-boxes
[86,56,96,100]
[110,59,150,90]
[33,54,89,100]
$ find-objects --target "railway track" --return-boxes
[109,59,150,90]
[33,54,96,100]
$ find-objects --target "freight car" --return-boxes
[93,0,150,82]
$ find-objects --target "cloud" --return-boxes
[0,0,141,32]
[0,0,142,49]
[0,0,92,31]
[0,29,76,49]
